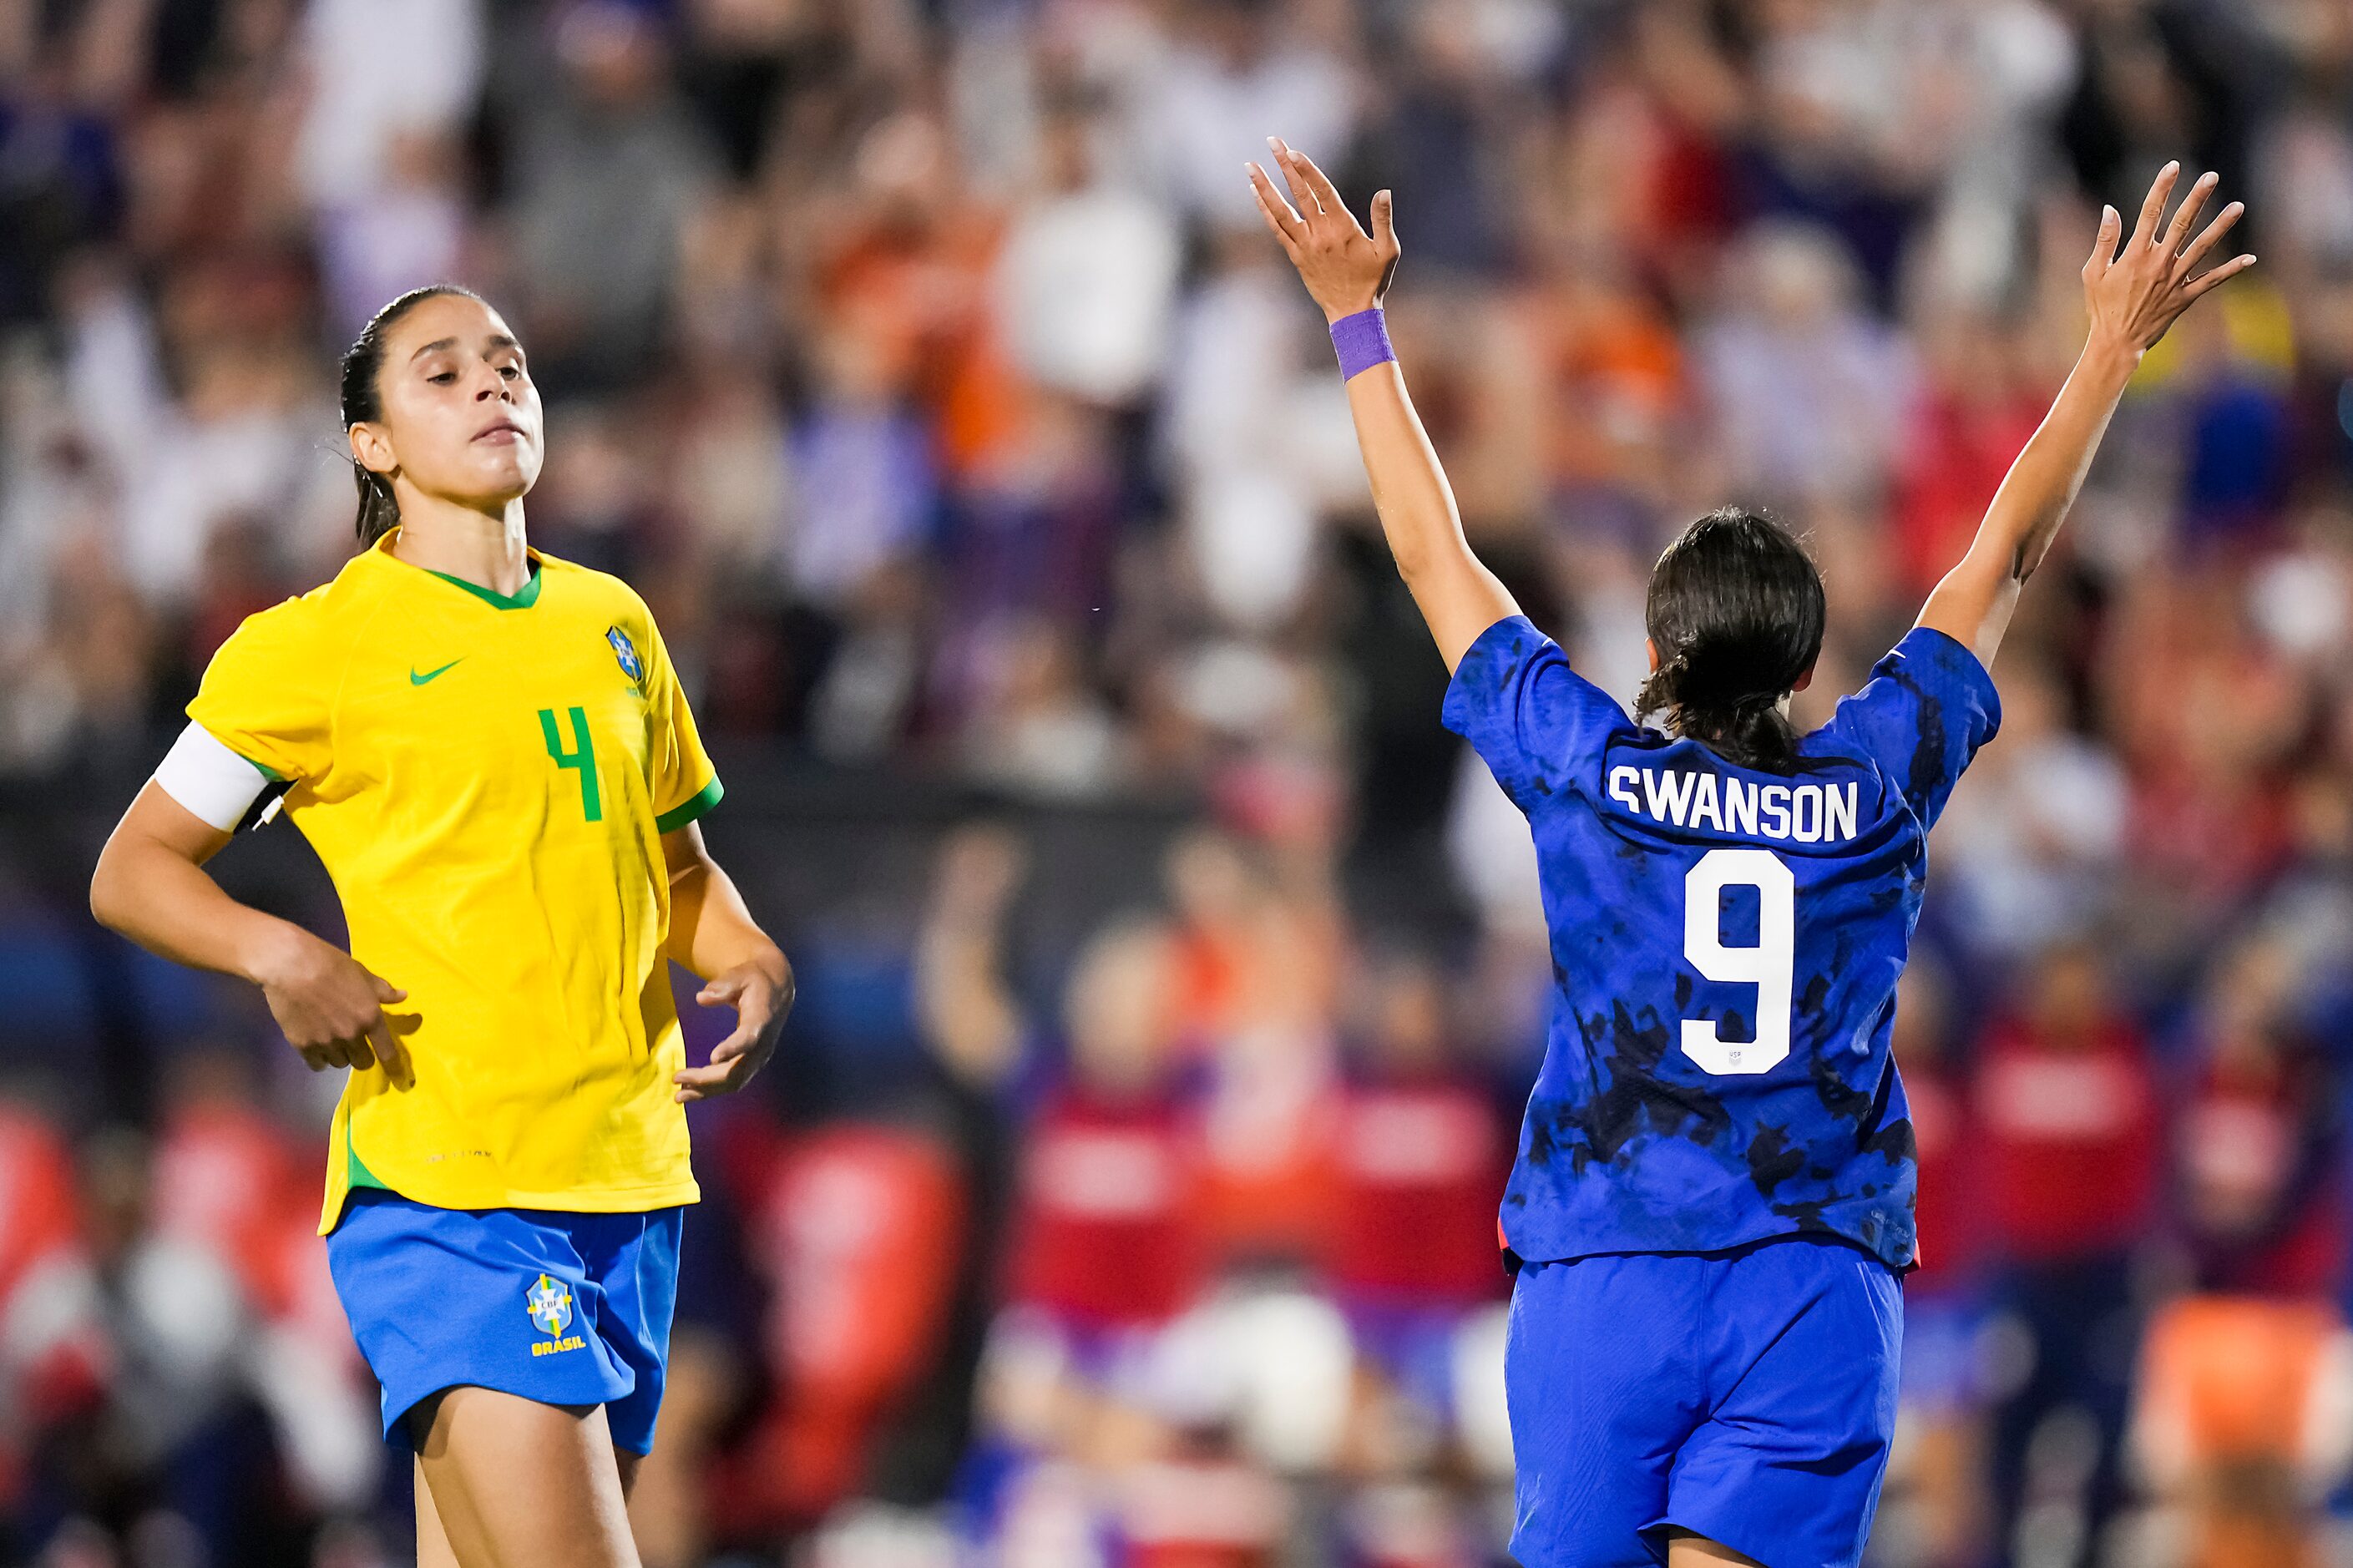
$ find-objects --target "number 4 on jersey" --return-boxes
[539,706,602,822]
[1682,847,1793,1075]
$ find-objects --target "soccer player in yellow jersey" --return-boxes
[88,286,792,1566]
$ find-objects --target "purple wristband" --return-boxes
[1330,308,1395,381]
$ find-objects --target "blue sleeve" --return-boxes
[1440,615,1633,815]
[1816,626,2001,831]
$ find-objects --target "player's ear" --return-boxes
[1646,638,1660,674]
[349,421,395,479]
[1791,662,1816,695]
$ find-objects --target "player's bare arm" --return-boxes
[91,781,412,1084]
[661,820,793,1103]
[1247,138,1521,674]
[1918,163,2255,669]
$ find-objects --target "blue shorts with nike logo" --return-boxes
[1505,1236,1901,1568]
[325,1189,685,1454]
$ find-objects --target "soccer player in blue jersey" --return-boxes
[1247,142,2252,1567]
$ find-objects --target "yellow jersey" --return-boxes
[188,531,720,1233]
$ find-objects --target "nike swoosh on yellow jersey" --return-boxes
[409,660,463,685]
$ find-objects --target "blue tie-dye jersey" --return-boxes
[1445,617,2001,1272]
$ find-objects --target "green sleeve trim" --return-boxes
[423,559,543,610]
[654,776,724,834]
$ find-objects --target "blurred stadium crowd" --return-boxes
[4,0,2353,1565]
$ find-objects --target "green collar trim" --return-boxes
[423,560,542,609]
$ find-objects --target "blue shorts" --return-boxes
[1505,1237,1900,1568]
[325,1190,685,1455]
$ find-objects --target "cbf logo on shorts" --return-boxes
[526,1273,587,1357]
[606,626,643,686]
[527,1273,572,1335]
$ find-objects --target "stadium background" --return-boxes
[3,0,2352,1565]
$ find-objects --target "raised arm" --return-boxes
[1919,164,2255,669]
[1248,139,1520,672]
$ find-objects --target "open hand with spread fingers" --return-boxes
[2084,161,2256,360]
[1914,161,2257,666]
[1247,136,1399,324]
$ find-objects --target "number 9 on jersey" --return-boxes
[1682,848,1794,1075]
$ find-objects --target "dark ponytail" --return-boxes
[338,285,483,547]
[1635,507,1825,774]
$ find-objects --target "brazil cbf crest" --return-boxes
[526,1273,574,1338]
[606,625,644,686]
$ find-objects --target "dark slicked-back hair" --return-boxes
[1635,507,1825,774]
[339,285,485,547]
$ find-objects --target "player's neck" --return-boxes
[387,499,533,596]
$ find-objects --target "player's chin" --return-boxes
[453,447,540,501]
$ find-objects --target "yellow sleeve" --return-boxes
[644,616,721,833]
[185,602,336,784]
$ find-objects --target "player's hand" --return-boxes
[248,925,412,1086]
[674,954,794,1103]
[1247,137,1399,324]
[2082,163,2255,359]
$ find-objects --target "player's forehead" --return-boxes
[387,294,524,363]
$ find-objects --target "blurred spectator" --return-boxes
[727,1120,968,1530]
[296,0,483,338]
[1893,306,2048,601]
[1696,221,1916,507]
[0,1095,83,1523]
[1881,962,1993,1568]
[2172,939,2342,1297]
[1975,941,2163,1567]
[507,1,720,392]
[2130,934,2353,1553]
[1324,948,1508,1498]
[1132,0,1354,229]
[1343,2,1535,280]
[1166,829,1344,1270]
[786,325,938,612]
[1939,660,2130,965]
[1001,918,1201,1343]
[1161,225,1336,632]
[1325,950,1505,1318]
[149,1053,380,1519]
[119,286,347,609]
[0,27,125,329]
[2131,1297,2353,1568]
[994,89,1181,409]
[960,618,1129,799]
[15,1130,281,1564]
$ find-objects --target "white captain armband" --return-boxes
[153,722,285,832]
